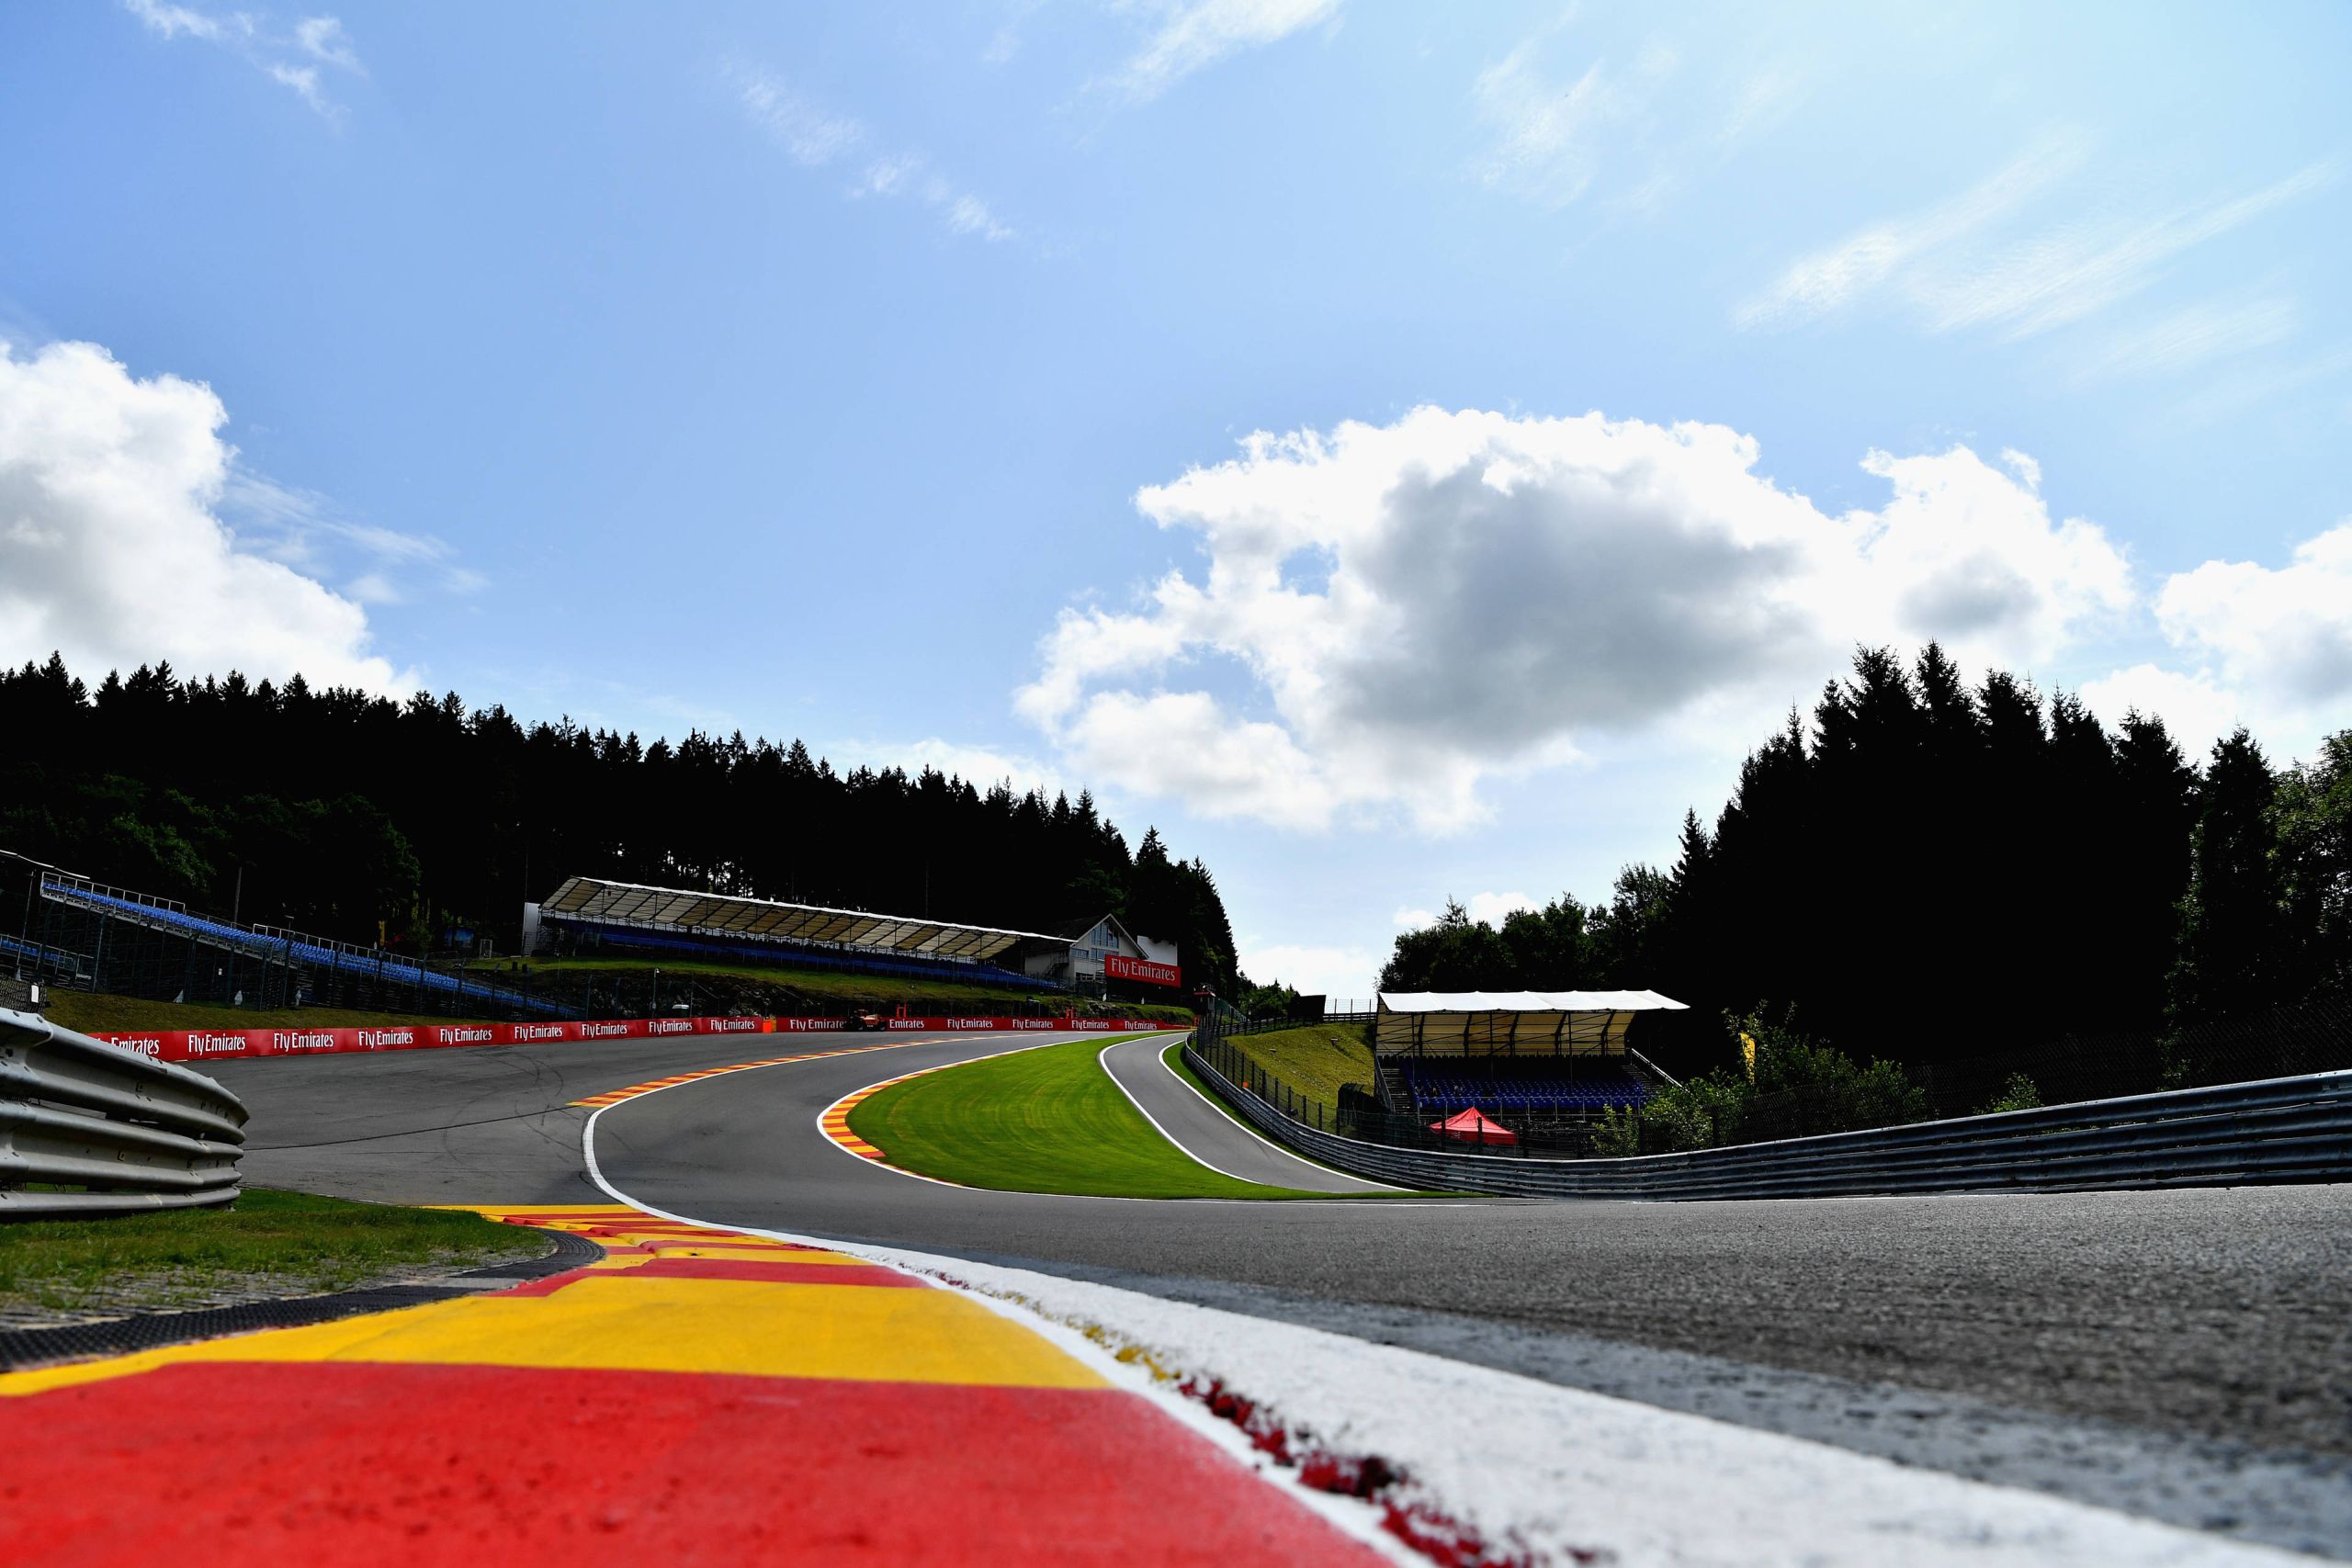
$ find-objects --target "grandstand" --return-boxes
[29,874,571,1020]
[534,876,1068,992]
[1375,990,1688,1126]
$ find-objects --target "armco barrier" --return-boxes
[1183,1035,2352,1200]
[96,1015,1176,1065]
[2,1006,247,1217]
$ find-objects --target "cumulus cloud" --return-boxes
[1239,941,1379,998]
[1107,0,1341,104]
[1019,407,2133,832]
[0,338,406,692]
[829,739,1065,799]
[2078,664,2247,757]
[125,1,365,119]
[2156,522,2352,706]
[1395,892,1539,929]
[2069,521,2352,761]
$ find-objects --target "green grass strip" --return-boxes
[0,1188,548,1316]
[844,1035,1325,1200]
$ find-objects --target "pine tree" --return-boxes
[2169,728,2283,1023]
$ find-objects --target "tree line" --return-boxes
[1381,644,2352,1067]
[0,654,1242,993]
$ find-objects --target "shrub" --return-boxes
[1975,1072,2042,1116]
[1611,1010,1931,1153]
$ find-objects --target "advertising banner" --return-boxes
[1105,954,1182,987]
[98,1012,1172,1063]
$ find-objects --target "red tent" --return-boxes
[1430,1107,1518,1146]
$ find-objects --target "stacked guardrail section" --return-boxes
[1184,1032,2352,1200]
[0,1007,247,1217]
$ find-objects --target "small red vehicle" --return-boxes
[842,1008,886,1032]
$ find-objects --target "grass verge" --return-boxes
[0,1189,547,1317]
[1161,1039,1416,1189]
[844,1035,1323,1200]
[43,993,495,1035]
[1219,1023,1378,1103]
[464,955,1195,1025]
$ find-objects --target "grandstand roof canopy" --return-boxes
[539,876,1064,963]
[1378,990,1688,1012]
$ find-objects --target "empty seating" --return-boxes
[554,919,1063,993]
[42,880,572,1018]
[1393,1059,1652,1114]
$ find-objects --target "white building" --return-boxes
[1021,912,1182,996]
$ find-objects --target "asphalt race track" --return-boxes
[1095,1034,1396,1194]
[216,1029,2352,1558]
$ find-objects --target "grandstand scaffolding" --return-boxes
[534,876,1068,993]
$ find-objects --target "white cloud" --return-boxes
[1738,130,2089,329]
[831,739,1065,799]
[1238,941,1379,998]
[125,1,364,119]
[734,68,865,166]
[2155,522,2352,709]
[1019,407,2132,833]
[1740,136,2332,344]
[1107,0,1341,104]
[944,194,1014,243]
[2078,664,2246,758]
[1395,892,1539,930]
[0,338,406,693]
[1471,31,1678,208]
[222,471,485,602]
[2076,520,2352,763]
[294,16,361,72]
[2069,294,2299,386]
[728,63,1014,243]
[1917,163,2334,342]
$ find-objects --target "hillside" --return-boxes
[0,653,1243,997]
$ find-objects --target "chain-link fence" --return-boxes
[1194,990,2352,1160]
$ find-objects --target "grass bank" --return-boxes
[0,1189,546,1319]
[466,955,1194,1025]
[1221,1022,1377,1102]
[844,1035,1321,1200]
[44,993,496,1035]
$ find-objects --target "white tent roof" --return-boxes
[1377,990,1687,1012]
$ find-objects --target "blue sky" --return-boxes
[4,1,2349,994]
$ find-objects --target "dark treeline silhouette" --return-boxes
[0,654,1241,993]
[1383,644,2352,1068]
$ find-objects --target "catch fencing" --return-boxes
[1,1006,247,1218]
[1184,1032,2352,1200]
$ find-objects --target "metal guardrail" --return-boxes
[0,1006,248,1217]
[1182,1033,2352,1200]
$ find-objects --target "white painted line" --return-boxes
[808,1032,1159,1190]
[1148,1037,1411,1193]
[579,1107,2309,1568]
[578,1102,1416,1563]
[1095,1037,1272,1187]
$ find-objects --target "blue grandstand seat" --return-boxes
[552,919,1062,993]
[1393,1058,1652,1114]
[42,881,573,1018]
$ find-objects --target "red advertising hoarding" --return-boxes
[1105,953,1181,987]
[95,1013,1173,1064]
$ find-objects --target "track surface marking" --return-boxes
[0,1204,1393,1565]
[1098,1034,1398,1193]
[210,1028,2352,1553]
